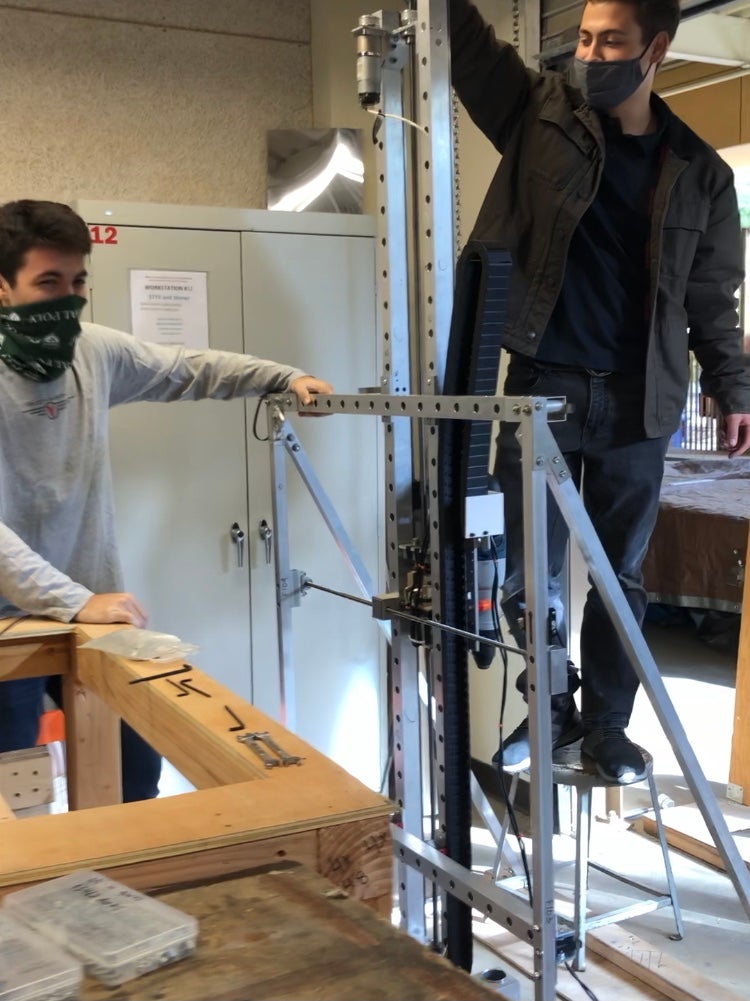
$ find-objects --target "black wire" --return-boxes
[565,961,601,1001]
[252,395,269,441]
[488,538,534,904]
[486,544,599,1001]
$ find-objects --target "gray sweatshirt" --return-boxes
[0,323,305,621]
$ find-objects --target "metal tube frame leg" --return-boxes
[647,769,685,942]
[491,773,520,880]
[573,787,592,972]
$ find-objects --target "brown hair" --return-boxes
[0,200,91,285]
[587,0,681,42]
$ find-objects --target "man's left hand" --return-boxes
[290,375,333,408]
[719,413,750,456]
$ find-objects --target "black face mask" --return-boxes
[572,42,653,110]
[0,294,86,382]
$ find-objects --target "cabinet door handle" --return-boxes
[258,519,273,565]
[230,522,246,568]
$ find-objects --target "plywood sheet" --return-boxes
[81,864,498,1001]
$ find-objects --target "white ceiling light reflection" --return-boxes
[269,141,364,213]
[267,128,364,214]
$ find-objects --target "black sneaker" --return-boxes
[581,728,646,784]
[494,698,584,774]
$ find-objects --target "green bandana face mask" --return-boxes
[0,294,86,382]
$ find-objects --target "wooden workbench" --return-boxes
[0,619,392,915]
[80,863,499,1001]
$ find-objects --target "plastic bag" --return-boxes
[79,627,198,662]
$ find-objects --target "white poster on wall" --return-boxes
[129,269,209,349]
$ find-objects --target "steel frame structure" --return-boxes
[260,3,750,998]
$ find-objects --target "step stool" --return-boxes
[492,743,684,971]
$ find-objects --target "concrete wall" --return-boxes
[0,0,312,206]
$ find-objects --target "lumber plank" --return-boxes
[74,646,291,789]
[81,864,496,1001]
[586,924,747,1001]
[63,665,122,809]
[2,831,319,895]
[0,628,73,681]
[317,817,393,916]
[641,801,750,873]
[729,526,750,805]
[0,772,391,892]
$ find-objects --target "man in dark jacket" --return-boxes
[450,0,750,782]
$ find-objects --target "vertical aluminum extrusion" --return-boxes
[414,0,458,949]
[269,409,297,732]
[520,403,561,998]
[372,13,427,940]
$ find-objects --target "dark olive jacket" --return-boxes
[451,0,750,436]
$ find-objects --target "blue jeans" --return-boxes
[0,675,161,802]
[495,356,671,730]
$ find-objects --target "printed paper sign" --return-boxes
[129,269,209,349]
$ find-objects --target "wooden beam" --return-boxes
[4,830,319,895]
[0,626,74,681]
[0,767,391,892]
[63,653,122,809]
[729,526,750,805]
[640,800,750,874]
[587,924,747,1001]
[75,645,295,789]
[318,818,394,916]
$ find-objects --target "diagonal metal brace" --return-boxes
[535,418,750,920]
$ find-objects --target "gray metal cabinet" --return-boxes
[76,202,383,787]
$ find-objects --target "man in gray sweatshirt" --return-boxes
[0,199,332,801]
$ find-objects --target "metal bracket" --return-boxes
[371,591,401,620]
[237,731,305,768]
[280,569,310,608]
[727,782,744,804]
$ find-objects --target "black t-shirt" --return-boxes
[535,112,665,373]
